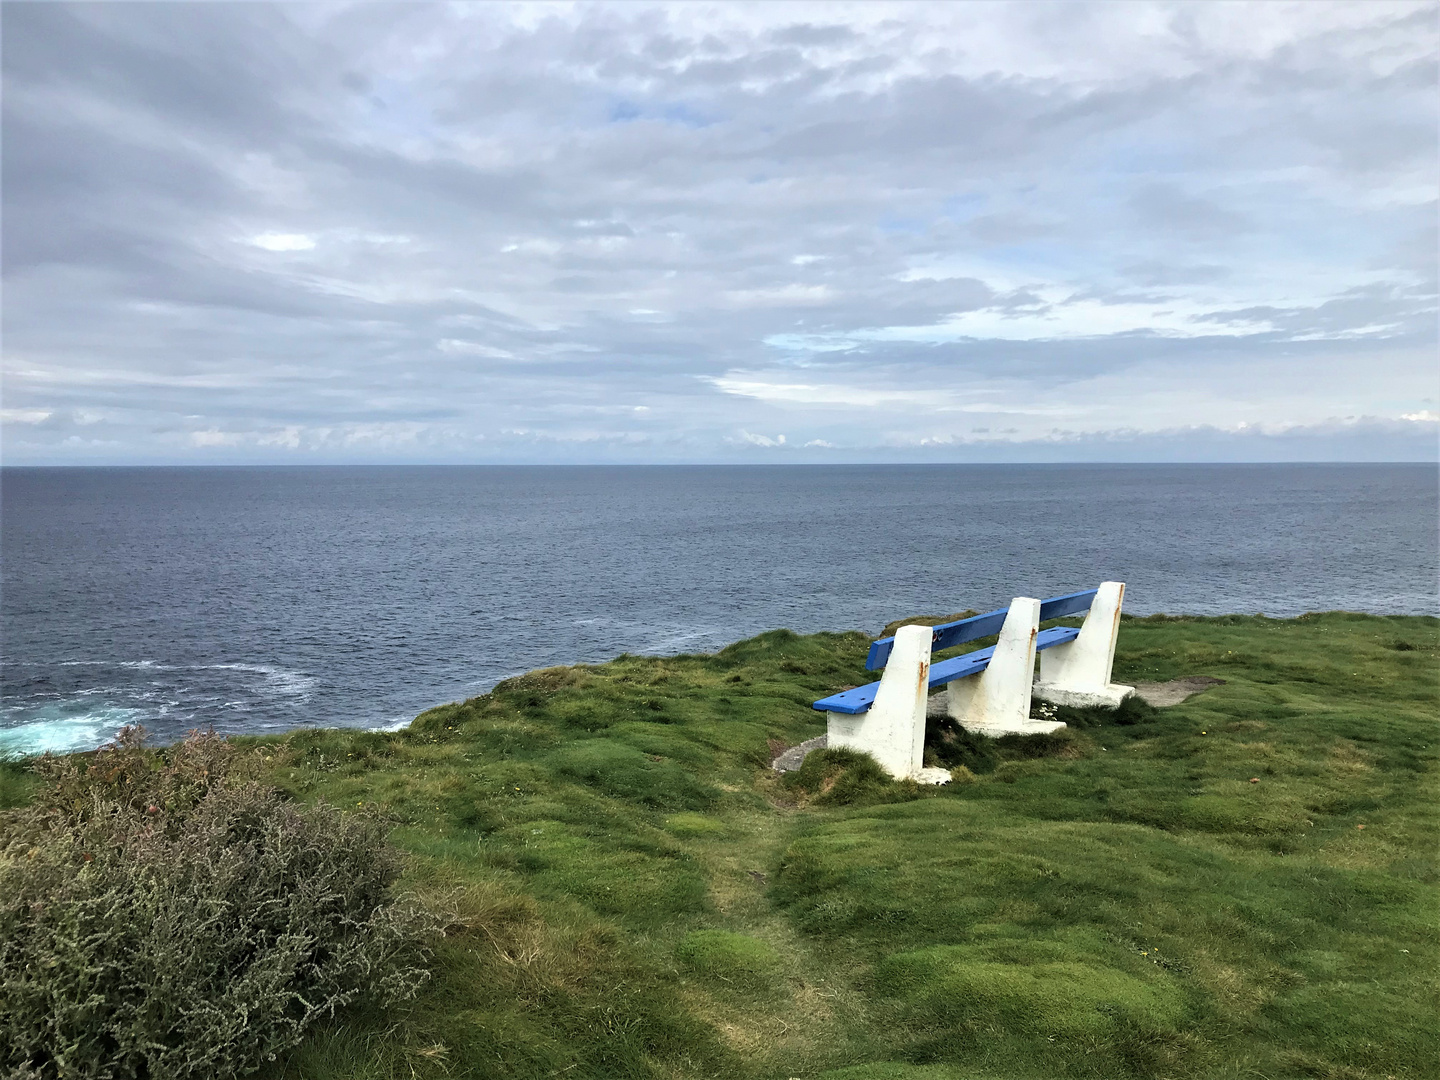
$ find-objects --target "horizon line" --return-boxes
[3,459,1437,469]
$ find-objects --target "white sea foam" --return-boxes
[51,659,316,698]
[199,663,317,696]
[54,659,164,670]
[268,671,318,696]
[568,618,723,656]
[639,628,719,654]
[368,716,413,732]
[0,708,142,758]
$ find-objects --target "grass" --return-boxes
[12,612,1438,1079]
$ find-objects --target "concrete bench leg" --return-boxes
[827,624,950,784]
[947,597,1065,736]
[1033,580,1135,709]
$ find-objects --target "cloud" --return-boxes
[708,376,940,408]
[739,430,786,447]
[0,408,53,424]
[2,1,1435,463]
[436,339,517,359]
[1128,183,1254,239]
[251,232,316,252]
[189,429,242,447]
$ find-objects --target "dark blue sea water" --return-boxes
[2,464,1435,756]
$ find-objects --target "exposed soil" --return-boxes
[1133,675,1226,707]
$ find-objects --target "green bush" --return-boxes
[0,728,436,1080]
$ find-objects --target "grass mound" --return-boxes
[4,613,1435,1080]
[782,747,920,806]
[547,739,719,810]
[676,930,781,990]
[873,933,1190,1069]
[1048,693,1161,728]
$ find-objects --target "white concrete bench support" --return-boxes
[826,624,948,783]
[1032,580,1135,708]
[946,597,1065,736]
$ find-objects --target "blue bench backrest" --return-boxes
[864,588,1099,671]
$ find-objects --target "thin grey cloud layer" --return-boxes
[3,1,1436,462]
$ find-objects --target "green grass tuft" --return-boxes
[783,747,921,806]
[676,929,782,990]
[871,933,1189,1066]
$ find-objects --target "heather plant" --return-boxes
[0,728,437,1080]
[24,724,249,823]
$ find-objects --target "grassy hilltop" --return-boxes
[7,613,1438,1080]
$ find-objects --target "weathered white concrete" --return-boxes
[1033,580,1135,709]
[826,624,949,783]
[948,597,1066,736]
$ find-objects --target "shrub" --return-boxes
[0,728,436,1080]
[23,724,252,823]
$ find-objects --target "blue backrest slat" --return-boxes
[1038,589,1099,622]
[866,587,1100,671]
[865,608,1002,670]
[930,609,1010,656]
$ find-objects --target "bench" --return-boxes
[812,582,1134,783]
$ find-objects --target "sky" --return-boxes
[2,0,1437,464]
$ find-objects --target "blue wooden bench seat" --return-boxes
[814,625,1081,714]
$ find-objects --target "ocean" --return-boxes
[2,464,1435,756]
